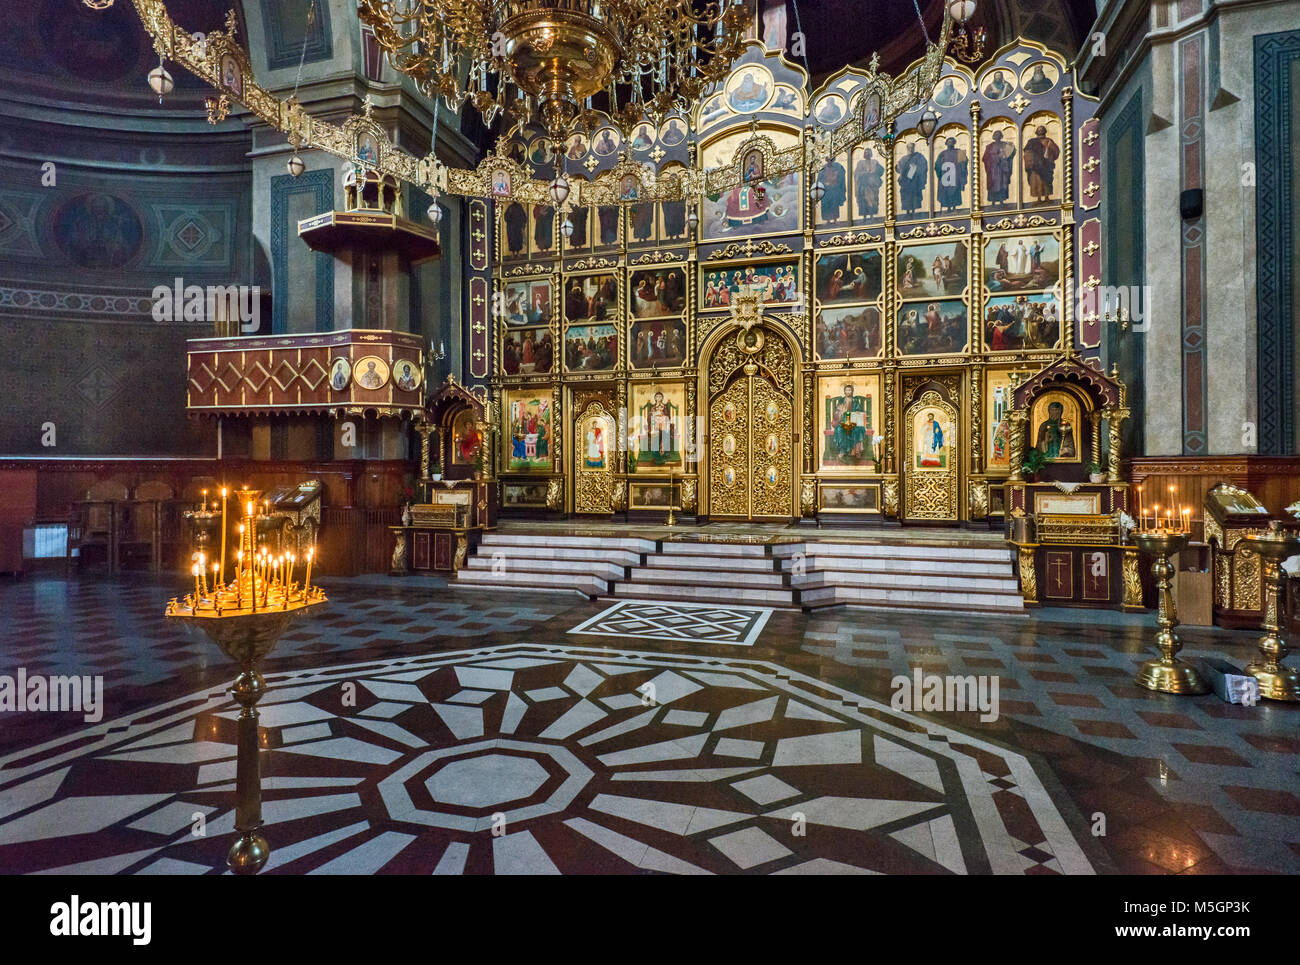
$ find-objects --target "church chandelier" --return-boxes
[84,0,972,212]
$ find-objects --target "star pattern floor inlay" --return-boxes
[0,644,1091,875]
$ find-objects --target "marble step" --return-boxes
[461,557,628,581]
[613,582,798,607]
[482,533,658,553]
[456,568,609,596]
[631,566,789,588]
[781,557,1014,579]
[789,569,1019,593]
[468,545,644,567]
[639,552,779,572]
[771,542,1013,564]
[655,542,776,558]
[799,584,1023,612]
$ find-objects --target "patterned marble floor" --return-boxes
[0,574,1295,874]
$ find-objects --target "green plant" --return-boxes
[1085,461,1102,474]
[1022,448,1046,477]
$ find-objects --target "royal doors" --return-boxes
[704,325,797,519]
[903,386,960,522]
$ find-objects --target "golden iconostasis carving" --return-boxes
[488,38,1098,522]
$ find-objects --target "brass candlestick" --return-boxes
[167,495,327,874]
[1134,530,1209,695]
[665,473,677,527]
[1241,524,1300,701]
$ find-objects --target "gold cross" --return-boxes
[1083,157,1100,172]
[1084,181,1099,197]
[649,146,666,164]
[1009,94,1030,114]
[583,155,599,172]
[1084,130,1099,145]
[1084,240,1099,257]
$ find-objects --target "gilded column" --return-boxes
[1089,410,1102,468]
[969,367,983,474]
[1007,408,1028,482]
[1061,86,1076,352]
[1106,406,1129,483]
[970,99,983,218]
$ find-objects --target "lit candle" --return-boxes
[304,546,314,594]
[1136,485,1143,531]
[1153,503,1159,533]
[219,487,228,580]
[212,563,220,599]
[198,553,207,595]
[287,552,295,592]
[235,551,243,607]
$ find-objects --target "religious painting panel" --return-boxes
[502,325,555,376]
[631,482,677,509]
[725,64,775,113]
[450,409,481,467]
[850,142,887,222]
[817,372,881,473]
[985,367,1016,473]
[503,390,554,472]
[501,201,529,258]
[816,306,882,360]
[931,125,971,216]
[816,250,882,305]
[1030,389,1082,464]
[1021,112,1064,207]
[912,400,955,471]
[591,127,622,157]
[819,484,881,513]
[353,356,389,390]
[564,323,618,372]
[658,116,689,146]
[527,136,554,167]
[626,199,659,245]
[562,132,589,163]
[984,293,1063,351]
[593,205,622,248]
[530,204,557,256]
[630,319,688,369]
[897,299,969,356]
[701,259,801,310]
[980,118,1020,209]
[812,92,849,128]
[560,205,592,252]
[1020,61,1060,96]
[931,74,969,110]
[630,267,687,318]
[659,201,690,242]
[220,54,244,99]
[328,357,351,392]
[501,278,552,326]
[984,231,1060,293]
[574,402,616,514]
[628,121,657,154]
[629,382,686,474]
[700,127,803,241]
[503,482,548,508]
[393,359,421,392]
[563,273,618,324]
[980,65,1018,102]
[813,152,851,226]
[898,241,968,299]
[894,132,932,220]
[699,93,729,129]
[769,83,805,119]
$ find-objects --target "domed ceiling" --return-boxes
[0,0,247,111]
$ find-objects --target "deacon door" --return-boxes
[573,401,616,514]
[903,388,960,523]
[705,327,796,520]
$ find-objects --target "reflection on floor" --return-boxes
[0,574,1296,874]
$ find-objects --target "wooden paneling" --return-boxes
[1128,456,1300,520]
[1,458,410,576]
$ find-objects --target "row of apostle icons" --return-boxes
[501,116,1064,260]
[814,113,1064,225]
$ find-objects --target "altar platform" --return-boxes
[456,521,1022,614]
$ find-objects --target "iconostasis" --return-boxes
[483,38,1104,524]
